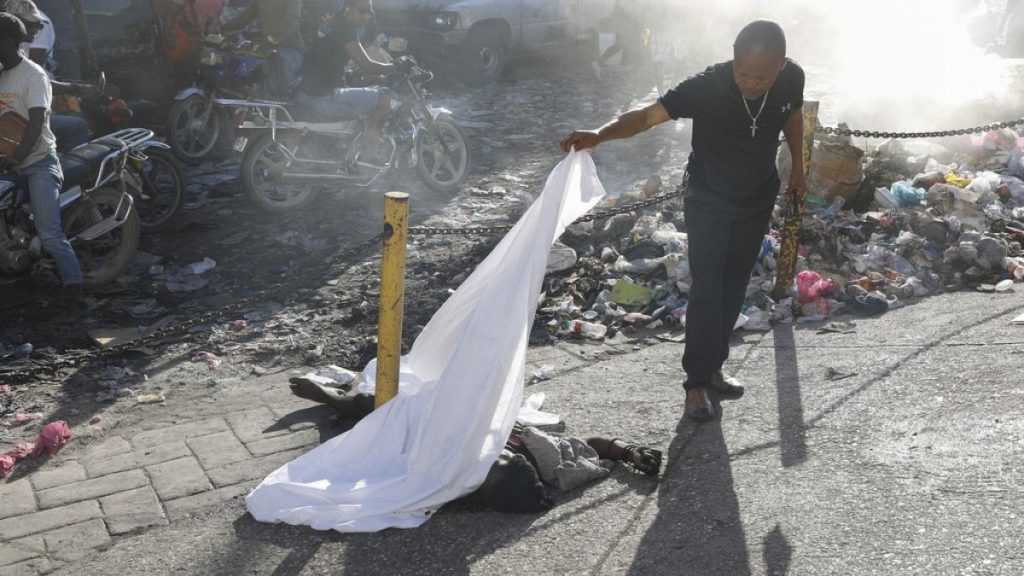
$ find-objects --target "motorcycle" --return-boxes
[167,33,276,163]
[0,128,155,286]
[230,57,470,213]
[55,74,186,231]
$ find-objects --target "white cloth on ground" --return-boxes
[245,150,606,532]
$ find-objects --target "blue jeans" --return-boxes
[23,154,82,286]
[50,114,90,152]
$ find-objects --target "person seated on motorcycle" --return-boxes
[5,0,94,151]
[220,0,304,93]
[295,0,393,168]
[0,14,83,304]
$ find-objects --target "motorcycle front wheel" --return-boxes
[168,94,222,163]
[415,115,470,193]
[241,131,319,213]
[128,148,185,231]
[63,187,140,286]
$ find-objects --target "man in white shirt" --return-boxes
[5,0,92,151]
[0,12,83,304]
[4,0,53,70]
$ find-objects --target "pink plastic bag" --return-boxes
[796,271,837,304]
[34,421,73,456]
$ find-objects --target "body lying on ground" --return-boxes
[287,375,663,514]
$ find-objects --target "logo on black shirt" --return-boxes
[781,103,792,114]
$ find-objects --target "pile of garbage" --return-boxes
[537,127,1024,340]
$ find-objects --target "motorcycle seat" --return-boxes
[58,137,125,190]
[288,104,346,124]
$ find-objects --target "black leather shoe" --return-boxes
[685,389,715,422]
[710,371,745,397]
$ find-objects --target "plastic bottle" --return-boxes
[1002,257,1024,280]
[819,196,846,218]
[567,319,608,339]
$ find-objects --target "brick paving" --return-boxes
[0,398,326,574]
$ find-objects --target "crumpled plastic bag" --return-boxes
[33,421,72,457]
[890,181,926,207]
[517,392,560,426]
[796,271,837,304]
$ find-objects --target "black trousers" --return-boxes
[682,201,772,391]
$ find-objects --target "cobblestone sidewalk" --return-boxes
[0,395,327,575]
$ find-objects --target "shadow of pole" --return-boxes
[772,324,807,467]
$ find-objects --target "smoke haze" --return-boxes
[634,0,1021,131]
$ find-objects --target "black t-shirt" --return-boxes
[659,59,805,216]
[300,18,358,97]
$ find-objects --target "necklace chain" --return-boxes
[741,87,770,138]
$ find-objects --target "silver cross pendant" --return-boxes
[750,122,757,138]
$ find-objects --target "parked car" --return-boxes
[373,0,614,85]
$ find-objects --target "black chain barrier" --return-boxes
[408,172,690,238]
[0,232,386,384]
[817,116,1024,139]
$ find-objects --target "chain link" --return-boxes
[409,173,689,237]
[818,117,1024,139]
[0,232,386,384]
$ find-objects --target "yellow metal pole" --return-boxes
[772,101,818,302]
[375,191,409,408]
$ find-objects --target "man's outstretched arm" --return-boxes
[560,101,671,152]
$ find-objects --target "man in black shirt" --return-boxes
[561,20,806,423]
[296,0,393,165]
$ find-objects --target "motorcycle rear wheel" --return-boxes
[241,131,319,213]
[415,116,470,193]
[168,94,222,163]
[63,187,140,286]
[128,148,185,231]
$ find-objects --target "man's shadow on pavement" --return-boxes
[626,402,752,576]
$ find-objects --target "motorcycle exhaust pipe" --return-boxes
[0,248,31,272]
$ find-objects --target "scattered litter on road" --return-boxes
[186,257,218,275]
[536,127,1024,343]
[825,367,858,381]
[136,393,166,404]
[7,412,43,427]
[192,351,222,369]
[818,321,857,334]
[0,421,73,477]
[531,365,556,381]
[0,342,33,362]
[33,421,72,456]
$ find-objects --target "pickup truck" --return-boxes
[373,0,615,85]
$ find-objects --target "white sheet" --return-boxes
[246,150,606,532]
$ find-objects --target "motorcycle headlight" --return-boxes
[430,11,459,30]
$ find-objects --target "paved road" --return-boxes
[3,289,1022,575]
